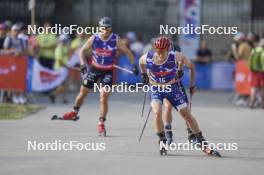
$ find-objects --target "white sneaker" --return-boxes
[19,94,27,104]
[236,99,247,106]
[12,95,20,104]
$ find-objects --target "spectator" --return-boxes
[142,38,155,53]
[231,32,252,106]
[70,33,86,54]
[232,32,252,61]
[18,23,29,52]
[3,24,26,104]
[195,40,212,63]
[37,22,57,69]
[28,22,39,57]
[0,23,7,54]
[67,33,86,91]
[3,24,25,56]
[49,34,70,104]
[4,20,12,33]
[125,31,137,45]
[248,35,264,109]
[130,35,144,56]
[0,23,9,102]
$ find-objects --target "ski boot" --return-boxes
[165,124,173,145]
[165,131,173,145]
[187,128,195,142]
[159,138,168,156]
[51,111,79,121]
[98,119,106,137]
[192,132,221,157]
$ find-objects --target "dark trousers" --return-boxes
[39,57,54,70]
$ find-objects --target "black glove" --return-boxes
[132,64,139,75]
[189,85,196,95]
[175,70,184,79]
[141,73,149,85]
[80,64,88,77]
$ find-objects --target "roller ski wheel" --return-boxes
[98,123,106,137]
[192,142,221,157]
[100,130,106,137]
[51,115,79,121]
[51,111,79,121]
[191,132,221,157]
[203,148,221,157]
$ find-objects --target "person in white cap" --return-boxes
[3,24,27,104]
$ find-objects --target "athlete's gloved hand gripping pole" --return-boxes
[138,54,152,141]
[139,53,150,118]
[138,73,152,141]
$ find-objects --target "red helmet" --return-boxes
[154,36,171,49]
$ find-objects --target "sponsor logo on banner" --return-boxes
[0,56,27,92]
[31,59,68,92]
[39,71,60,83]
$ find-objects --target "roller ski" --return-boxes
[51,111,79,121]
[190,132,221,157]
[98,118,107,137]
[159,138,168,156]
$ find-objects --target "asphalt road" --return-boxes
[0,91,263,175]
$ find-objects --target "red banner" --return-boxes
[0,55,28,92]
[235,60,251,95]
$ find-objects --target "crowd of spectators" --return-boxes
[0,21,88,104]
[230,32,264,109]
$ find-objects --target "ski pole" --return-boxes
[189,94,192,112]
[141,92,147,118]
[68,65,134,74]
[138,106,152,142]
[113,65,134,74]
